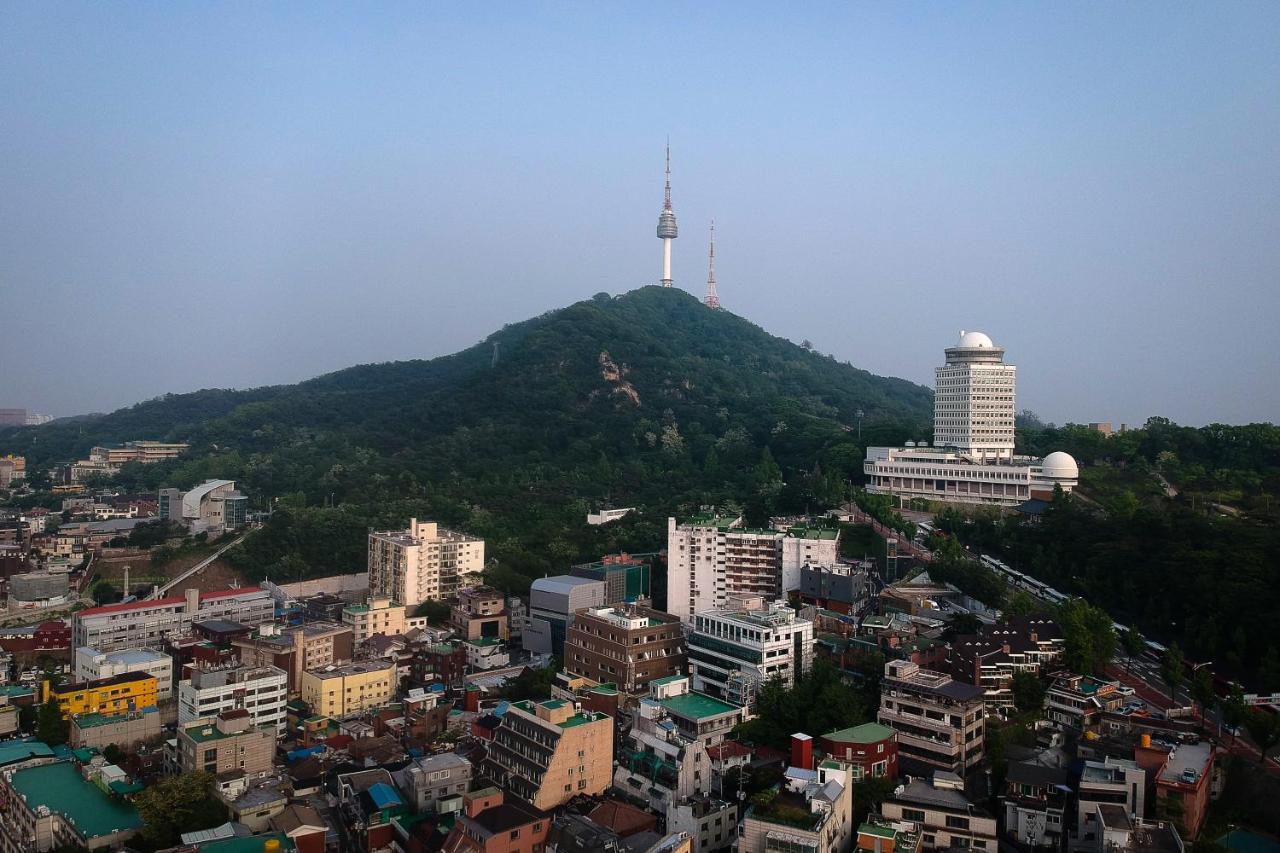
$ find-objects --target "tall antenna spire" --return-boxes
[703,220,721,309]
[656,141,678,287]
[663,140,672,212]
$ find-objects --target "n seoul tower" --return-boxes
[656,143,678,287]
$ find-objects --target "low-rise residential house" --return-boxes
[646,674,746,748]
[1139,740,1216,841]
[463,637,511,670]
[858,815,924,853]
[440,787,551,853]
[270,804,328,853]
[218,777,291,832]
[615,688,714,815]
[176,710,275,778]
[1047,673,1126,730]
[738,760,854,853]
[878,660,985,774]
[820,722,899,781]
[1004,762,1072,850]
[1084,810,1184,853]
[409,639,469,688]
[1076,757,1147,851]
[342,596,407,643]
[452,587,509,640]
[589,798,660,838]
[69,708,162,751]
[881,774,997,852]
[667,796,738,853]
[400,751,472,814]
[797,561,874,615]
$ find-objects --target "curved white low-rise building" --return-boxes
[865,333,1078,507]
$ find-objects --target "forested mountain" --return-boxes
[2,287,932,585]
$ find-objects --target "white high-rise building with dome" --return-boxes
[864,331,1077,508]
[934,330,1016,461]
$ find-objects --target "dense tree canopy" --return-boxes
[937,482,1280,689]
[8,288,934,593]
[133,772,227,851]
[733,659,877,749]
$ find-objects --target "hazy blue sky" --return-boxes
[3,3,1278,426]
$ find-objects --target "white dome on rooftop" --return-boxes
[1040,451,1079,480]
[957,330,994,349]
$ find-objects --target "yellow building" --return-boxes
[43,671,158,718]
[300,661,396,718]
[341,596,406,644]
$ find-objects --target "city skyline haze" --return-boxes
[2,3,1278,427]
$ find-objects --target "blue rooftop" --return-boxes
[367,782,402,810]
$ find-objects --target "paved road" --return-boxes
[1107,660,1280,774]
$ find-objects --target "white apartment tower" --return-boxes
[667,514,839,625]
[367,518,485,607]
[934,330,1016,460]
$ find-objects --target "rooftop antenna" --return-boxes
[703,220,721,310]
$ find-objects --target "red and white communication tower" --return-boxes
[703,220,721,310]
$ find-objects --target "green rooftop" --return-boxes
[181,722,239,743]
[0,741,55,768]
[650,674,686,687]
[657,691,741,721]
[466,636,503,647]
[823,722,895,744]
[9,760,142,839]
[511,699,605,729]
[73,710,156,730]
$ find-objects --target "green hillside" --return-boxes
[3,287,933,585]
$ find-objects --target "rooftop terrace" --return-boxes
[657,691,741,722]
[9,760,142,838]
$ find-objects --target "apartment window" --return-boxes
[903,808,926,823]
[510,830,521,840]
